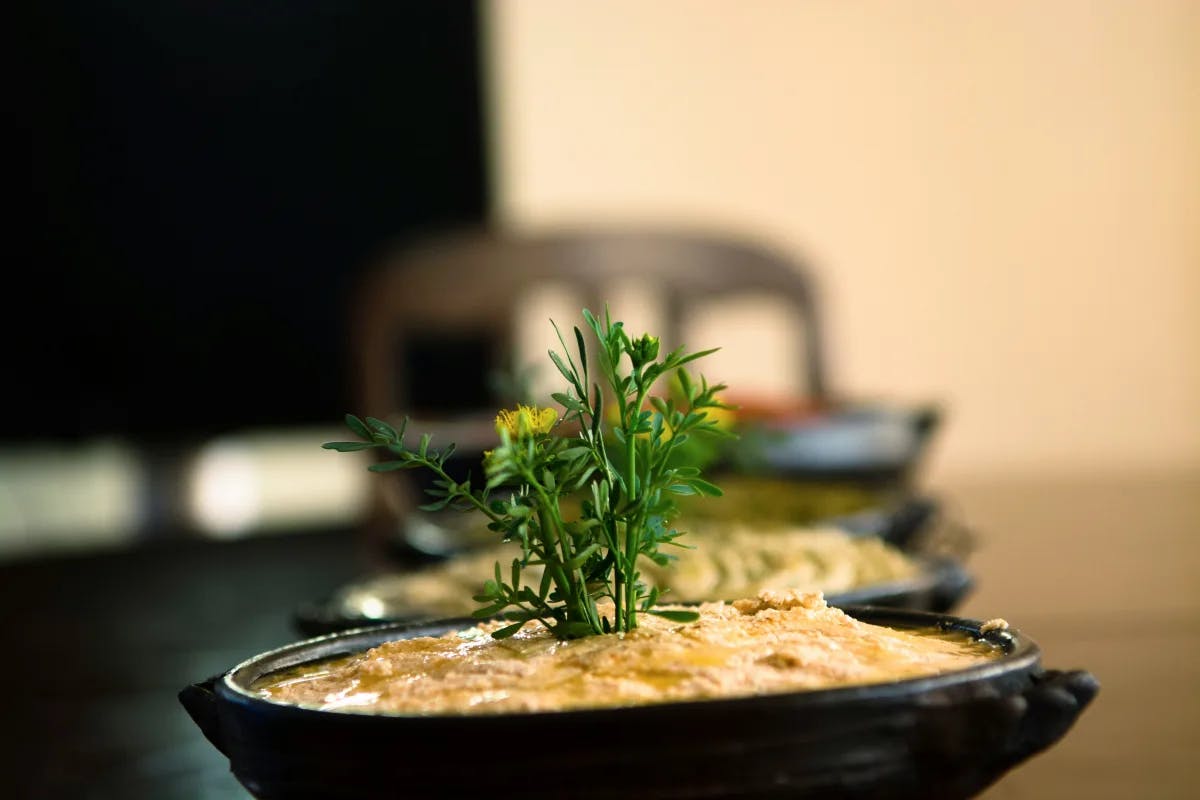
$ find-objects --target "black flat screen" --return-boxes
[11,1,488,440]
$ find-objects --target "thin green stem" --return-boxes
[419,457,503,523]
[529,476,601,635]
[621,386,649,630]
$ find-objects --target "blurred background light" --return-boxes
[186,431,371,539]
[0,441,144,556]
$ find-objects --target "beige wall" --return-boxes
[484,0,1200,480]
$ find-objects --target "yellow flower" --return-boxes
[703,402,737,430]
[495,405,558,438]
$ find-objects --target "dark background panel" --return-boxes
[13,0,488,441]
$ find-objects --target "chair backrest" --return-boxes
[353,227,828,422]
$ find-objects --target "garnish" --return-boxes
[324,308,730,639]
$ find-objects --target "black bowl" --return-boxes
[829,495,947,550]
[181,607,1096,800]
[727,404,942,487]
[828,556,973,613]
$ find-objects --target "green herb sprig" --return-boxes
[324,308,731,639]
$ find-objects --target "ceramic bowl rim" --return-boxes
[217,605,1040,723]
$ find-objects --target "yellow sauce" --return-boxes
[255,591,1000,715]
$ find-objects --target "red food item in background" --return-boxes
[721,393,830,425]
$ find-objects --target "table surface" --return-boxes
[3,471,1196,799]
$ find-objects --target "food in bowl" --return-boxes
[337,524,916,622]
[676,476,880,524]
[400,476,885,556]
[257,590,1002,715]
[641,523,916,601]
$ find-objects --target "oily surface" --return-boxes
[257,591,999,714]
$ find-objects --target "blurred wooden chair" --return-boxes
[350,227,829,559]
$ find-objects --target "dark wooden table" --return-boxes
[1,531,363,799]
[952,472,1200,799]
[3,472,1195,798]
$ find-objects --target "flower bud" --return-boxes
[629,334,660,367]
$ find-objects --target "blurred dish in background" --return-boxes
[295,497,975,636]
[677,475,900,527]
[642,524,916,602]
[332,526,914,621]
[396,473,890,558]
[727,403,941,486]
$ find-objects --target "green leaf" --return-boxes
[591,383,605,436]
[582,308,602,339]
[364,417,398,441]
[574,326,589,382]
[674,347,720,368]
[490,621,527,639]
[548,350,577,386]
[677,368,695,401]
[321,441,374,451]
[568,465,597,492]
[565,542,600,571]
[647,551,673,566]
[647,609,700,623]
[687,478,723,497]
[343,414,371,439]
[367,461,413,472]
[562,621,597,639]
[473,603,508,618]
[558,445,591,461]
[552,392,587,414]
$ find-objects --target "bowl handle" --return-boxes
[178,676,228,756]
[914,668,1099,796]
[1005,668,1100,761]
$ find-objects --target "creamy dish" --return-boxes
[405,478,882,554]
[340,525,915,621]
[257,591,1002,715]
[676,477,878,523]
[641,524,916,602]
